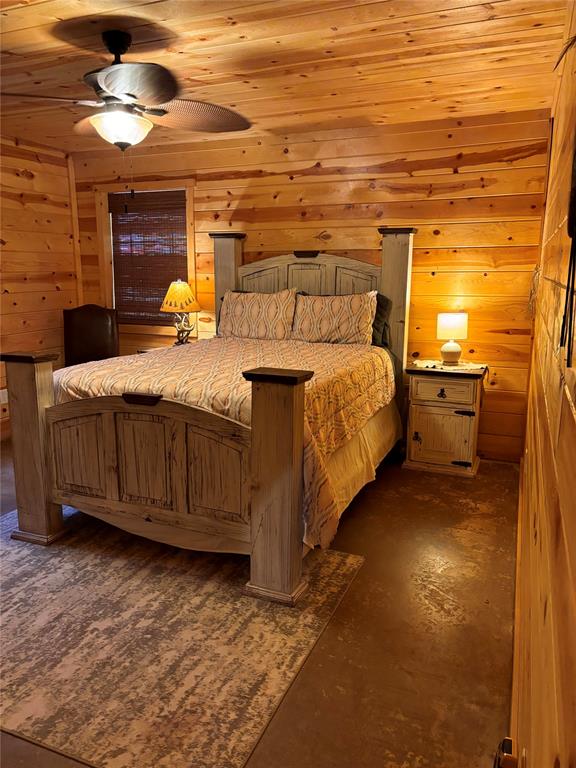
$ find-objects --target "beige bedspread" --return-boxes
[54,338,395,547]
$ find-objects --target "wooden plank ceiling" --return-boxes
[0,0,567,152]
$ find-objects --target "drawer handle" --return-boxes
[412,431,422,444]
[437,387,447,399]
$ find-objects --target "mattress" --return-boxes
[54,337,397,548]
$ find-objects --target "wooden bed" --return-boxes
[1,226,415,605]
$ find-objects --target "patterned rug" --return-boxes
[0,509,362,768]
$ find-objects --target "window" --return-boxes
[108,189,188,326]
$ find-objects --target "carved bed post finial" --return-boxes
[209,232,246,325]
[242,367,314,605]
[0,353,64,544]
[378,227,417,418]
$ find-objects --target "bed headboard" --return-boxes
[209,228,416,401]
[238,252,380,295]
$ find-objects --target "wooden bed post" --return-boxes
[0,353,64,544]
[242,367,314,605]
[209,232,246,323]
[378,226,417,417]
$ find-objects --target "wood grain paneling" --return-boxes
[0,1,567,152]
[0,136,80,436]
[73,108,548,460]
[511,3,576,765]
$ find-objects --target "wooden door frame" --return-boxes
[94,179,196,309]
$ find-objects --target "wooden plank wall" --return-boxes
[0,137,81,439]
[73,107,550,461]
[511,4,576,765]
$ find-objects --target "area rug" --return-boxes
[0,509,362,768]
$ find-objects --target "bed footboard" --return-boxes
[45,393,253,553]
[1,353,313,605]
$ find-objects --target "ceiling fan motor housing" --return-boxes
[102,29,132,61]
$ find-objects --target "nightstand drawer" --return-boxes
[411,376,475,405]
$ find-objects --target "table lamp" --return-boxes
[436,312,468,365]
[160,279,201,345]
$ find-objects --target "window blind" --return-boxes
[109,190,188,326]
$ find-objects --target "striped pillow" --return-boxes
[291,291,377,344]
[219,288,297,340]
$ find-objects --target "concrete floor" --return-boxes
[0,440,518,768]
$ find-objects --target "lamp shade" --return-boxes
[436,312,468,340]
[89,110,153,150]
[160,280,201,313]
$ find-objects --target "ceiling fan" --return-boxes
[1,29,251,151]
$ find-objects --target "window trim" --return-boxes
[94,179,196,311]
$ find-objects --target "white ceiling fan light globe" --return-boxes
[88,110,153,150]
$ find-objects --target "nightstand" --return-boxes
[403,363,488,477]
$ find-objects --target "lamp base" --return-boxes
[174,313,195,345]
[440,340,462,365]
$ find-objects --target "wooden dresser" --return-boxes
[403,363,488,477]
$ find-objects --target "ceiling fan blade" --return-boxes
[0,92,103,107]
[97,63,179,106]
[146,99,251,132]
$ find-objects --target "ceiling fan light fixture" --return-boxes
[88,109,153,150]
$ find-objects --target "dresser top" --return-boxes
[406,362,487,380]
